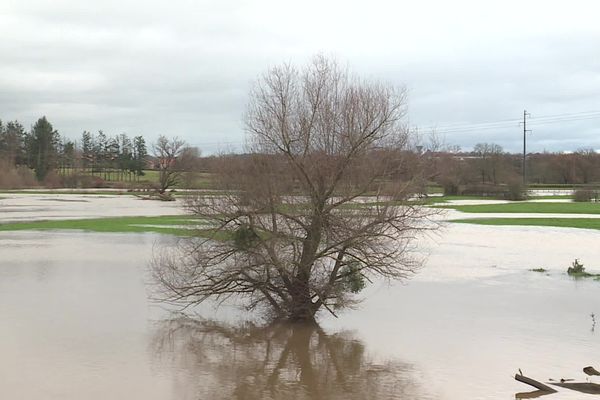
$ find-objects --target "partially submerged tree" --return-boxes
[153,56,433,322]
[152,135,186,193]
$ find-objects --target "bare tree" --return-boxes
[153,135,186,193]
[153,56,433,322]
[178,146,203,188]
[473,142,504,185]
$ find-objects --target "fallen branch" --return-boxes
[514,373,557,393]
[515,389,555,399]
[550,382,600,395]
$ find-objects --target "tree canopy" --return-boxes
[153,56,432,322]
[29,116,60,181]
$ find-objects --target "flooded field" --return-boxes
[0,193,185,223]
[1,194,600,399]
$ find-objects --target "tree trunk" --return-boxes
[288,210,323,321]
[288,275,316,321]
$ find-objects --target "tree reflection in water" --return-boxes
[152,316,426,400]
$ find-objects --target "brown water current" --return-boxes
[1,223,600,398]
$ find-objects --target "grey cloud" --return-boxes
[1,0,599,153]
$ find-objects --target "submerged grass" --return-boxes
[414,195,497,205]
[335,195,489,209]
[439,202,600,214]
[567,271,600,280]
[410,194,573,207]
[451,217,600,231]
[0,215,209,237]
[529,195,574,200]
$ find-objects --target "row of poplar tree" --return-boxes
[0,116,148,182]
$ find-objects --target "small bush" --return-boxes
[61,174,108,188]
[459,182,527,200]
[461,184,505,197]
[503,180,527,201]
[567,259,585,274]
[233,224,259,249]
[574,189,599,202]
[0,163,37,189]
[441,179,461,196]
[42,171,63,188]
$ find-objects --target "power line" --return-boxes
[529,114,600,125]
[423,110,600,134]
[186,110,600,149]
[529,110,600,120]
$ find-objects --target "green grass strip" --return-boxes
[418,195,499,205]
[451,217,600,230]
[340,195,505,208]
[0,215,208,236]
[439,202,600,214]
[528,195,574,200]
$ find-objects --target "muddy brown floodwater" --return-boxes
[1,206,600,398]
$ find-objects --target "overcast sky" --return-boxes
[1,0,599,153]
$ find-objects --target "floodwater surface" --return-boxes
[1,220,600,398]
[0,193,185,223]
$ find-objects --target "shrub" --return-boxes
[61,174,108,188]
[574,189,599,202]
[460,184,505,197]
[42,171,63,188]
[441,180,461,196]
[0,163,37,189]
[503,180,527,201]
[456,181,527,201]
[567,259,585,274]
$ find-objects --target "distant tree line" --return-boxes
[0,116,63,181]
[0,116,149,185]
[79,130,148,181]
[199,143,600,196]
[428,142,600,195]
[2,116,599,191]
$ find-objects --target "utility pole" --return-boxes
[522,110,531,185]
